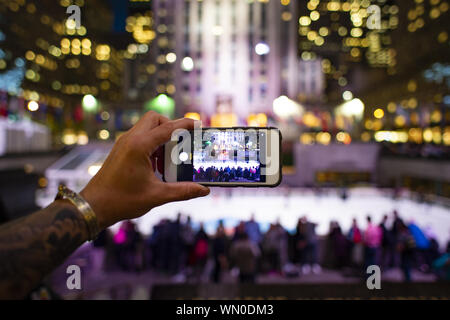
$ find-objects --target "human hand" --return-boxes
[80,111,210,229]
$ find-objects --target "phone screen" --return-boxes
[177,128,267,184]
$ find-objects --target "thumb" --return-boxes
[156,182,210,205]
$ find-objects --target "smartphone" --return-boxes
[164,127,282,187]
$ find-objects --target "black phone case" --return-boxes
[163,127,283,188]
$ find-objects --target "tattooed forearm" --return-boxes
[0,200,90,299]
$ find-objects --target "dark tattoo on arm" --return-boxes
[0,200,90,299]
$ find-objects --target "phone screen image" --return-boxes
[189,129,266,184]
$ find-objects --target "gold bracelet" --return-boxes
[55,184,100,241]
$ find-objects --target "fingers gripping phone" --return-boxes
[164,127,282,187]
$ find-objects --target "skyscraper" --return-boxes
[150,0,324,123]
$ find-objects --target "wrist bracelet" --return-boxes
[55,184,100,241]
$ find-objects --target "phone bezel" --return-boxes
[164,127,282,187]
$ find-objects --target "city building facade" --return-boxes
[149,0,324,123]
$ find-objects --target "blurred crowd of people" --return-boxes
[326,211,448,282]
[193,166,261,183]
[90,211,450,283]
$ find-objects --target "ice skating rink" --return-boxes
[37,187,450,248]
[131,187,450,248]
